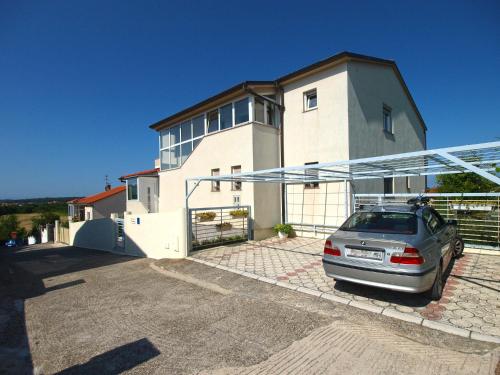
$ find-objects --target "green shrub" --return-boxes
[273,223,293,235]
[195,212,216,221]
[229,209,248,218]
[0,215,26,241]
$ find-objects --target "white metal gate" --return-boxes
[115,218,125,249]
[188,205,252,251]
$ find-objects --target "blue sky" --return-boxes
[1,0,499,198]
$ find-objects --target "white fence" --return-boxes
[68,209,187,259]
[354,193,500,250]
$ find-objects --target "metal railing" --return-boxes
[189,205,251,251]
[354,193,500,250]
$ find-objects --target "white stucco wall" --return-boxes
[69,219,116,251]
[282,64,351,231]
[158,122,280,240]
[347,61,426,194]
[123,210,186,259]
[126,177,159,214]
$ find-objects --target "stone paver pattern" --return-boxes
[192,237,500,338]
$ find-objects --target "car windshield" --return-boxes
[340,211,418,235]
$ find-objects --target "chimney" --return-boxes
[104,175,111,191]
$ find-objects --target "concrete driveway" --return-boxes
[0,243,498,374]
[190,237,500,341]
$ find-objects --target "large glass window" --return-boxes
[207,110,219,133]
[169,125,180,145]
[220,103,233,130]
[160,96,274,171]
[234,98,249,124]
[180,121,191,142]
[127,178,138,200]
[160,130,170,149]
[169,146,180,168]
[254,97,265,123]
[181,142,192,164]
[192,115,205,138]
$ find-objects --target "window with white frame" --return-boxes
[127,178,138,200]
[160,116,205,170]
[231,165,241,191]
[304,89,317,110]
[234,97,249,124]
[219,103,233,130]
[211,169,220,192]
[383,105,393,134]
[159,95,277,171]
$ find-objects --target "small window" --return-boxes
[304,89,317,110]
[383,105,393,134]
[211,169,220,192]
[383,177,393,194]
[207,110,219,133]
[231,165,242,191]
[406,176,411,191]
[233,195,240,206]
[304,162,319,188]
[127,178,138,200]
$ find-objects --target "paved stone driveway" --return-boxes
[191,237,500,339]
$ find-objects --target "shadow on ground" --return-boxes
[333,258,457,308]
[0,244,152,374]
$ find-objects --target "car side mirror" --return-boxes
[447,219,458,226]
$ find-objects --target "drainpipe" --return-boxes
[277,83,286,224]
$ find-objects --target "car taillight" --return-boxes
[324,240,341,256]
[390,247,424,265]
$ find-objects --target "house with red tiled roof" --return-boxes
[119,165,159,214]
[68,185,126,221]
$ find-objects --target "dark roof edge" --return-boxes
[149,51,426,132]
[276,51,394,83]
[277,51,426,131]
[149,80,274,130]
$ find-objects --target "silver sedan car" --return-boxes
[322,200,464,300]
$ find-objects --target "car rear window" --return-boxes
[340,211,418,235]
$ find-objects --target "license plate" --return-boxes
[346,248,384,261]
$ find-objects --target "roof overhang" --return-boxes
[186,142,500,186]
[149,81,276,132]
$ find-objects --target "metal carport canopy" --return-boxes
[186,141,500,188]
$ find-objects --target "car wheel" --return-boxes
[427,262,443,301]
[451,237,464,258]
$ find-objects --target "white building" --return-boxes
[131,52,427,240]
[68,185,126,221]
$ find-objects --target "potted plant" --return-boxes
[229,209,248,218]
[273,224,293,239]
[216,222,233,231]
[195,212,216,222]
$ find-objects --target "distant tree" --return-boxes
[436,173,499,193]
[0,215,26,241]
